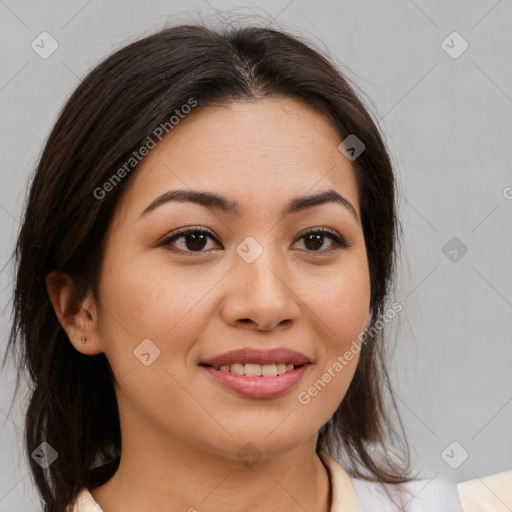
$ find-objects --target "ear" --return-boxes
[45,270,102,355]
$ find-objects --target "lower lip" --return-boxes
[200,364,311,398]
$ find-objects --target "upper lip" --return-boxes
[200,347,311,367]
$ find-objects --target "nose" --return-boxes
[220,243,301,331]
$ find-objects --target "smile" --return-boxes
[199,363,311,398]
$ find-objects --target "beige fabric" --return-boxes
[66,487,104,511]
[319,451,360,511]
[457,471,512,512]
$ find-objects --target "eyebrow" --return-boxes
[140,188,358,221]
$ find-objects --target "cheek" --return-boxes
[303,256,371,347]
[295,269,368,419]
[326,276,370,346]
[97,249,218,364]
[292,254,370,409]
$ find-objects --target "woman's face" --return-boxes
[92,97,371,460]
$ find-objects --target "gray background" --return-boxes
[1,1,511,510]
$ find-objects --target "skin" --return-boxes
[46,96,371,512]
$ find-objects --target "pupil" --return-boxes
[186,232,207,251]
[306,233,323,251]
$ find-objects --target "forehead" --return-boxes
[114,97,360,220]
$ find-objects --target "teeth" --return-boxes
[216,363,297,376]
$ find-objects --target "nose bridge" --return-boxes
[234,234,288,291]
[224,234,300,328]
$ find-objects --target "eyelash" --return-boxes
[159,226,349,255]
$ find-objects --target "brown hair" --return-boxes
[3,22,414,511]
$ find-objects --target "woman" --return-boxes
[3,23,510,512]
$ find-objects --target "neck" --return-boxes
[90,430,331,512]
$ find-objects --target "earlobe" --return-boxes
[45,270,101,355]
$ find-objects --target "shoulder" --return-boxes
[320,450,512,512]
[457,470,512,512]
[319,450,462,511]
[350,471,512,512]
[351,475,463,512]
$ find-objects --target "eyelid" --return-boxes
[157,225,221,250]
[164,225,217,240]
[294,227,349,250]
[297,226,342,239]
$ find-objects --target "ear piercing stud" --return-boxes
[82,335,87,344]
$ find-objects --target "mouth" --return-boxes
[198,362,311,398]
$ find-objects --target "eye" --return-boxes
[159,227,220,254]
[293,228,348,252]
[159,227,349,255]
